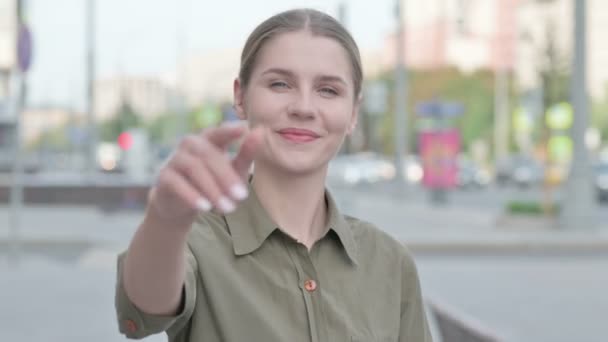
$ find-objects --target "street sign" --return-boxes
[419,129,460,189]
[416,100,464,117]
[17,23,32,72]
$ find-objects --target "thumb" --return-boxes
[232,127,264,180]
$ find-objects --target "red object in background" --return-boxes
[117,132,133,150]
[419,129,460,189]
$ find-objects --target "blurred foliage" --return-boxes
[145,104,224,145]
[591,87,608,142]
[146,112,183,145]
[538,20,571,112]
[376,67,495,156]
[531,18,571,151]
[99,101,142,142]
[31,125,70,150]
[506,200,560,216]
[189,104,224,131]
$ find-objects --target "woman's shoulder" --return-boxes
[344,215,417,268]
[186,211,233,253]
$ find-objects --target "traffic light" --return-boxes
[117,131,133,151]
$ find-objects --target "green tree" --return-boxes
[31,125,70,150]
[375,67,495,155]
[99,100,142,142]
[530,18,571,151]
[592,86,608,143]
[146,112,182,145]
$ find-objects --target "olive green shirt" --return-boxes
[115,184,432,342]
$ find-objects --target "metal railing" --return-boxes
[427,298,504,342]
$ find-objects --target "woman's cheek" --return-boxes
[326,107,354,133]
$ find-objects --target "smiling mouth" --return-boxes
[277,128,320,143]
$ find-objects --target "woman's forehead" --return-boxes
[253,31,353,81]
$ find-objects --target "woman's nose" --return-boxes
[287,91,316,119]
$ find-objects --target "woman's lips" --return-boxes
[277,128,320,143]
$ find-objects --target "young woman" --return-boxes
[115,8,432,342]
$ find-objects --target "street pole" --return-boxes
[393,0,408,194]
[9,70,24,265]
[338,2,352,154]
[85,0,97,178]
[175,0,188,138]
[494,67,509,165]
[8,0,27,265]
[560,0,595,230]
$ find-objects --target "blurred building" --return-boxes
[0,0,19,163]
[378,0,608,100]
[0,0,17,71]
[94,77,176,122]
[516,0,608,99]
[176,49,240,106]
[21,107,81,144]
[382,0,520,73]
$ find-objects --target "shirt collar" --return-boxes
[224,180,358,265]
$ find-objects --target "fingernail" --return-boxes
[218,197,236,213]
[230,183,248,200]
[196,197,212,212]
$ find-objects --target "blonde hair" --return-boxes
[239,8,363,99]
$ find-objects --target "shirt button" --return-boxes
[125,319,137,333]
[304,279,317,292]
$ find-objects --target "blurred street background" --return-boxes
[1,0,607,341]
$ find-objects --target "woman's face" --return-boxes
[234,30,359,177]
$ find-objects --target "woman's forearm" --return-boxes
[122,209,192,316]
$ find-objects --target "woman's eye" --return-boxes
[320,87,338,96]
[270,81,289,89]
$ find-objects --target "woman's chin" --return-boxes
[258,156,326,178]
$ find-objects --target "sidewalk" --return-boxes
[0,188,607,255]
[333,187,608,254]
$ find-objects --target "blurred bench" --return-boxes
[0,176,151,210]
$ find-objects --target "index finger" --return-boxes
[232,127,264,180]
[202,121,249,149]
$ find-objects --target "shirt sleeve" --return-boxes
[399,250,434,342]
[114,245,198,340]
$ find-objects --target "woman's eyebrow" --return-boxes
[261,68,347,86]
[261,68,296,78]
[317,75,347,86]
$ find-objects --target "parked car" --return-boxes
[456,158,491,189]
[328,152,396,186]
[403,155,423,184]
[595,160,608,203]
[0,150,43,174]
[495,155,544,188]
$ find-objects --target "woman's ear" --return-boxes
[347,93,362,135]
[233,78,247,120]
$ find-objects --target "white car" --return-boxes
[328,152,396,186]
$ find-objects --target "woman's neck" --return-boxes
[251,162,328,250]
